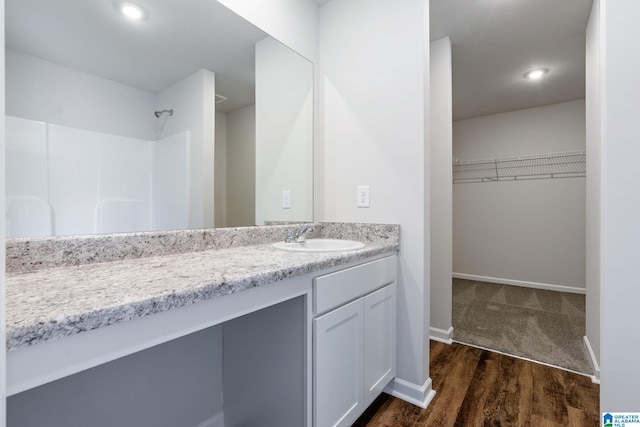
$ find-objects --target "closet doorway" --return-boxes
[431,0,594,375]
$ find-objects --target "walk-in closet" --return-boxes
[451,100,590,373]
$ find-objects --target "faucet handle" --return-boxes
[295,226,313,242]
[283,229,297,243]
[282,225,313,243]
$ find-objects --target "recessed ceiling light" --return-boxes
[120,3,145,20]
[524,68,549,80]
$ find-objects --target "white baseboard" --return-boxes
[430,326,454,344]
[383,377,436,409]
[453,273,586,295]
[583,336,601,384]
[195,412,224,427]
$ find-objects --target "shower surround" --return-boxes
[6,116,190,238]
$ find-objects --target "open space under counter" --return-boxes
[5,223,399,427]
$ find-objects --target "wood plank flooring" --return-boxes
[354,341,600,427]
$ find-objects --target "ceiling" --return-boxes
[5,0,268,113]
[7,0,593,118]
[430,0,594,120]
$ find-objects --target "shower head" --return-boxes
[154,109,173,118]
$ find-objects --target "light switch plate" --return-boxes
[357,185,370,208]
[282,190,291,209]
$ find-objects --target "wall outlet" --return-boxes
[282,190,291,209]
[357,185,370,208]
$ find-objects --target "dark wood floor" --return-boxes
[354,341,600,427]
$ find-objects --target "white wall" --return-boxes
[215,112,228,227]
[157,69,216,229]
[600,0,640,411]
[5,50,157,141]
[226,105,256,227]
[454,100,586,158]
[255,37,313,225]
[585,0,601,378]
[320,0,433,406]
[1,1,7,424]
[453,100,586,291]
[429,37,453,342]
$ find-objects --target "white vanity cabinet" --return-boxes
[313,255,397,427]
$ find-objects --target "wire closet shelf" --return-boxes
[452,150,586,183]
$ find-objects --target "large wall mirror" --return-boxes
[5,0,313,238]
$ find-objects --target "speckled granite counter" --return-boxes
[6,223,399,351]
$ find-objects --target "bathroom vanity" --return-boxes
[5,223,399,427]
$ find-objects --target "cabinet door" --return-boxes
[313,298,364,427]
[364,284,396,406]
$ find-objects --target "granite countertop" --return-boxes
[6,238,397,352]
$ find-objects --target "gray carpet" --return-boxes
[452,278,593,375]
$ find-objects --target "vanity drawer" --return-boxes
[313,255,396,315]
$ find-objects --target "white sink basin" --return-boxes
[272,239,365,252]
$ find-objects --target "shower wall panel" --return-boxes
[153,131,191,231]
[96,133,153,234]
[48,124,102,236]
[6,117,190,237]
[5,116,51,238]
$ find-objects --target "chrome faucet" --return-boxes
[284,225,314,243]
